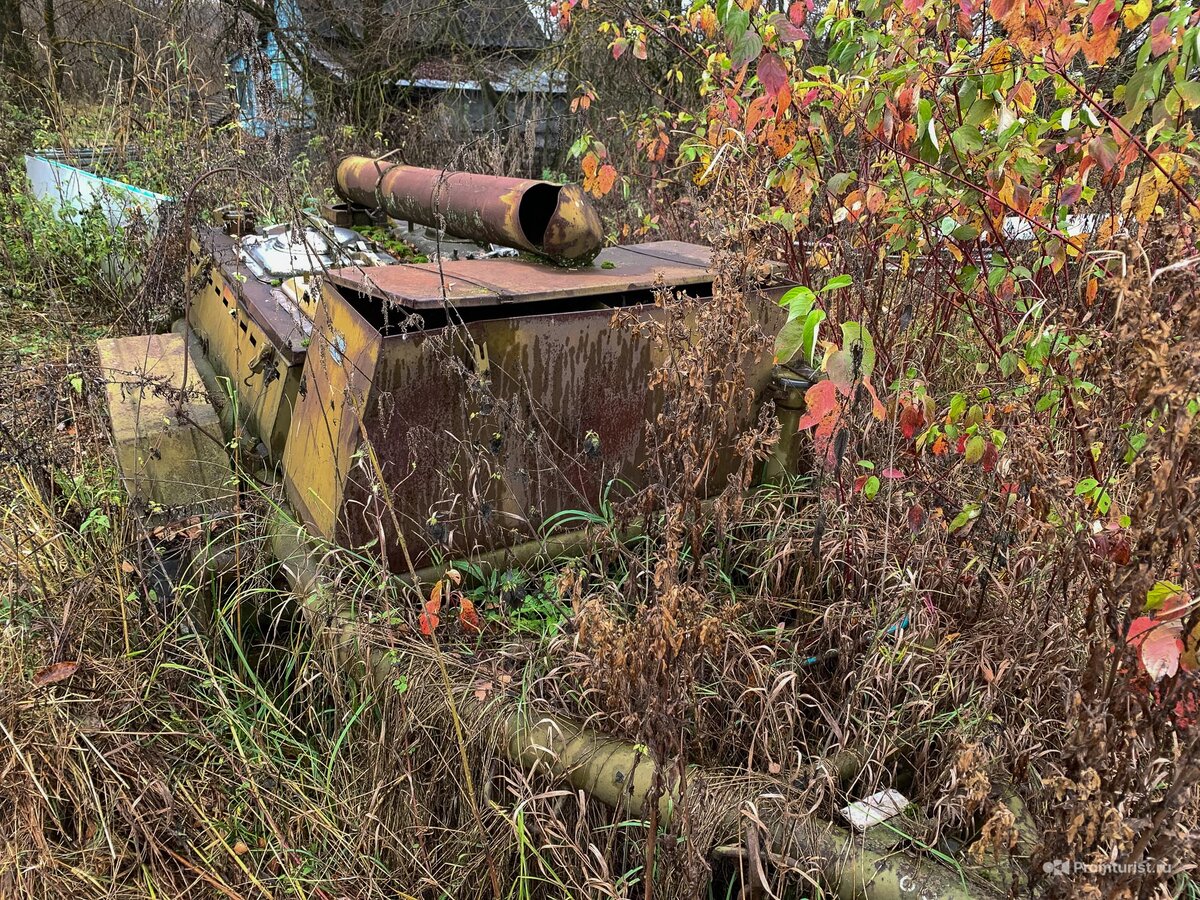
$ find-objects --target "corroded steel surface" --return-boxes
[328,242,714,309]
[282,241,788,570]
[334,156,604,265]
[188,227,309,458]
[197,228,309,361]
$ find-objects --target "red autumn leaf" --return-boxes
[1128,615,1184,681]
[1150,14,1172,56]
[899,403,924,439]
[420,582,444,636]
[788,0,813,27]
[907,503,927,532]
[903,0,922,13]
[797,379,842,462]
[1088,135,1119,172]
[853,474,869,492]
[1089,0,1116,32]
[459,598,481,633]
[612,37,628,60]
[1141,626,1183,681]
[33,661,78,687]
[746,94,770,135]
[1157,590,1193,621]
[633,36,648,60]
[1060,183,1083,206]
[881,467,906,479]
[982,442,998,473]
[596,164,617,195]
[771,11,804,41]
[757,53,788,99]
[1174,692,1199,728]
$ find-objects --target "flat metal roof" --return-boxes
[326,241,715,310]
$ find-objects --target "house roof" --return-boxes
[399,58,566,93]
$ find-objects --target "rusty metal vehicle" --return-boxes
[100,157,801,575]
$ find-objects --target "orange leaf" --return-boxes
[33,661,78,687]
[428,581,444,614]
[459,598,481,633]
[418,610,440,636]
[595,164,618,196]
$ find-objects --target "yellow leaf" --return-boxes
[1122,0,1150,29]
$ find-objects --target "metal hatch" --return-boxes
[324,241,714,313]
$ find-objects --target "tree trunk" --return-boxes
[0,0,31,84]
[43,0,60,94]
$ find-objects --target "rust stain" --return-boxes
[282,246,787,570]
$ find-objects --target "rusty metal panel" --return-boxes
[281,240,790,571]
[187,231,307,460]
[326,243,713,310]
[197,228,309,362]
[285,293,781,570]
[281,282,381,540]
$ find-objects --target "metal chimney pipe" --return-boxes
[334,156,604,266]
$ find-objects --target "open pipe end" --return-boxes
[520,182,604,266]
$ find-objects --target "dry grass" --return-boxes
[4,50,1200,900]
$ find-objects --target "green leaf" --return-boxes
[950,125,984,154]
[949,503,980,533]
[839,321,876,377]
[1074,477,1099,495]
[1146,580,1185,611]
[801,309,825,366]
[779,285,816,314]
[948,393,967,423]
[863,475,881,500]
[964,435,985,464]
[827,172,855,196]
[1172,80,1200,111]
[774,308,824,365]
[775,317,806,364]
[963,98,996,127]
[731,29,763,67]
[822,274,853,292]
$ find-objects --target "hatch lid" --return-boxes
[326,241,715,309]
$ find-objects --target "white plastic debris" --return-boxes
[840,789,910,832]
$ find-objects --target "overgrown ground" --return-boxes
[3,17,1200,899]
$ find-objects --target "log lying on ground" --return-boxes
[270,513,1004,900]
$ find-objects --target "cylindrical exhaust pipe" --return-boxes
[334,156,604,266]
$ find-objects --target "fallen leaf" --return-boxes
[233,841,249,856]
[33,661,78,687]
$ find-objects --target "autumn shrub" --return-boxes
[544,0,1200,894]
